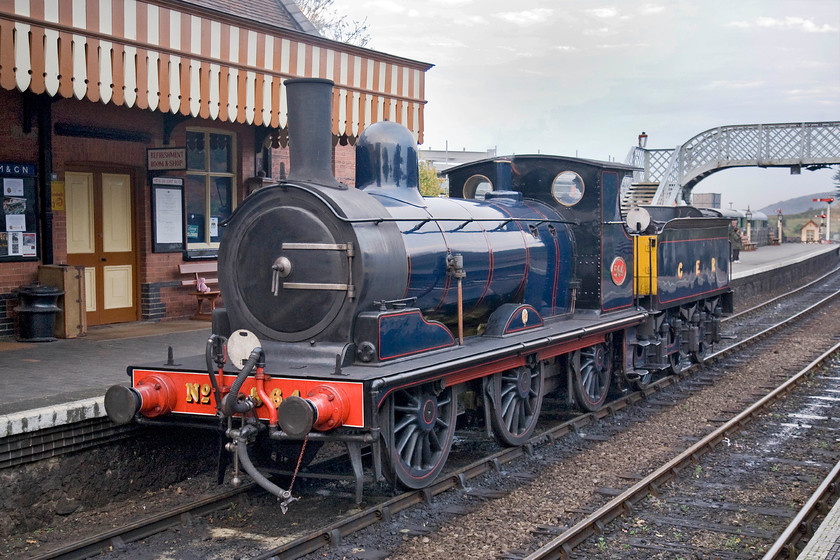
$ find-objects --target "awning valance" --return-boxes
[0,0,430,142]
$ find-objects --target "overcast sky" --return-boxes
[331,0,839,212]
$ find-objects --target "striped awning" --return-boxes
[0,0,431,142]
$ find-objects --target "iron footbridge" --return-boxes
[622,121,840,210]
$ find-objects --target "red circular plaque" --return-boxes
[610,257,627,286]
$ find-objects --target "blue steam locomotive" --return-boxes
[104,78,733,505]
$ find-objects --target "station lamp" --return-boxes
[638,132,648,148]
[745,207,752,244]
[777,209,784,244]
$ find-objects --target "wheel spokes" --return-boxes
[572,344,611,411]
[489,366,544,446]
[502,396,520,433]
[395,424,418,457]
[580,362,601,399]
[580,348,605,399]
[390,385,455,479]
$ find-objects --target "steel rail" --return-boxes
[26,483,256,560]
[761,454,840,559]
[250,414,599,560]
[724,265,840,323]
[524,293,840,560]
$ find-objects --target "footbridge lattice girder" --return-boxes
[623,121,840,208]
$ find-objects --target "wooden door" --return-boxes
[66,171,137,326]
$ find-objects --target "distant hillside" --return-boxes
[758,191,836,215]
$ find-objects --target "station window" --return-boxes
[463,174,493,200]
[185,130,236,248]
[552,171,584,206]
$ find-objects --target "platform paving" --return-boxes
[798,493,840,560]
[730,241,835,280]
[0,242,836,439]
[0,320,210,436]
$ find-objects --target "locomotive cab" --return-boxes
[443,154,639,314]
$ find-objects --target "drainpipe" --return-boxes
[37,96,53,264]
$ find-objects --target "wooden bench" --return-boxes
[179,262,221,321]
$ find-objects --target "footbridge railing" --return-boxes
[623,121,840,208]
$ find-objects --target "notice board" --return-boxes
[0,162,38,262]
[151,176,186,253]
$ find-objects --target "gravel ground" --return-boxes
[573,354,840,559]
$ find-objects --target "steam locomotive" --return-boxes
[104,78,733,506]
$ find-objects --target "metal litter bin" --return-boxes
[14,283,64,342]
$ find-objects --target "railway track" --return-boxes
[23,484,257,560]
[764,456,840,560]
[19,267,840,560]
[726,265,840,324]
[529,338,840,559]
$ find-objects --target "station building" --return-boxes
[0,0,430,337]
[801,219,821,243]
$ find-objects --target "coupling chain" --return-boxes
[279,434,309,514]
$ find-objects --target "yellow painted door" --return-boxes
[66,171,137,326]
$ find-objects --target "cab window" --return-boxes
[463,174,493,200]
[552,171,584,206]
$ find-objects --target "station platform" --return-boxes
[0,242,837,442]
[729,241,837,281]
[0,319,210,436]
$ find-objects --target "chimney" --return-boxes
[283,78,341,188]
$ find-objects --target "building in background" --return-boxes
[0,0,430,337]
[419,147,497,174]
[801,219,820,243]
[692,192,721,209]
[419,147,496,196]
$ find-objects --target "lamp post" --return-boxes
[776,209,783,244]
[638,132,648,148]
[745,207,752,245]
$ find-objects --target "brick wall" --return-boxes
[51,99,151,273]
[335,143,355,187]
[0,90,39,335]
[0,294,17,337]
[269,142,356,187]
[272,146,291,180]
[0,90,259,336]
